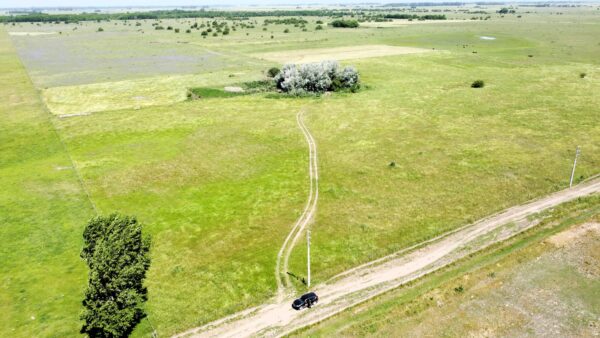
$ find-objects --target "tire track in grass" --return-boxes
[275,109,319,299]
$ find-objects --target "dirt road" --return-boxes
[275,110,319,298]
[175,178,600,338]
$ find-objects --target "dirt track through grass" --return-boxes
[276,109,319,298]
[174,177,600,338]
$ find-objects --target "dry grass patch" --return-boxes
[360,19,471,28]
[42,70,262,116]
[252,45,435,64]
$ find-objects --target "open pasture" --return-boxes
[1,4,600,337]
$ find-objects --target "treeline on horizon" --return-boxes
[0,5,495,24]
[0,9,353,23]
[383,2,506,6]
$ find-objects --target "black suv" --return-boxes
[292,292,319,310]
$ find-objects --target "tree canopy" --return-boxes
[80,214,151,338]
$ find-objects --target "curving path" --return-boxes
[275,109,319,299]
[174,177,600,338]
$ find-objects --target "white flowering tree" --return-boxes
[274,60,359,94]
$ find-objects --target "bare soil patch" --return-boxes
[546,222,600,247]
[252,45,435,64]
[224,86,244,93]
[9,32,57,36]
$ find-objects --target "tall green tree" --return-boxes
[80,214,151,337]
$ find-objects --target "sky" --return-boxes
[1,0,384,8]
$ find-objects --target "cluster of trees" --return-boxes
[274,61,360,95]
[330,19,360,28]
[80,214,151,337]
[383,13,447,20]
[263,18,308,25]
[498,8,517,14]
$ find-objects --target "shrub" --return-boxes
[284,28,290,33]
[315,24,323,30]
[330,19,359,28]
[267,67,280,77]
[174,28,180,33]
[338,65,360,88]
[80,214,151,338]
[97,27,104,32]
[471,80,485,88]
[274,61,360,95]
[580,72,586,78]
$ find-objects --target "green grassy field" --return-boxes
[1,5,600,337]
[292,196,600,337]
[0,31,94,336]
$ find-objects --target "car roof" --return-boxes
[301,292,317,299]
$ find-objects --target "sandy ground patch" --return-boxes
[9,32,57,36]
[224,86,244,93]
[360,19,471,28]
[253,45,434,63]
[546,222,600,247]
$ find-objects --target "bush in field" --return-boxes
[97,27,104,32]
[580,72,586,78]
[315,24,323,30]
[330,19,359,28]
[274,60,360,95]
[471,80,485,88]
[80,214,151,338]
[338,66,359,87]
[267,67,280,77]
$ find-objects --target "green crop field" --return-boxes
[1,4,599,337]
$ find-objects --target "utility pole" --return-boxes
[307,229,311,288]
[569,146,580,188]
